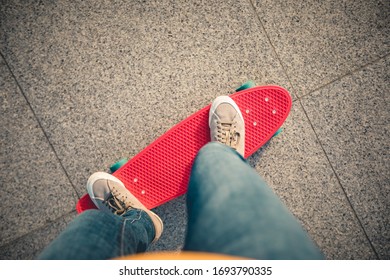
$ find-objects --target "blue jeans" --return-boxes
[38,142,324,259]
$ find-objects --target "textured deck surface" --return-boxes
[76,86,291,210]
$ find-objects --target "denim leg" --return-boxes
[38,209,155,260]
[183,142,324,260]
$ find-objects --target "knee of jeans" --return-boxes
[196,142,242,163]
[77,209,108,222]
[198,142,229,155]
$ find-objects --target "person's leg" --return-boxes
[38,172,163,260]
[183,142,324,260]
[38,209,155,260]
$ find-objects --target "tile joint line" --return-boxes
[247,0,380,259]
[0,51,82,199]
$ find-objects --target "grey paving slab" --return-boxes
[247,101,377,259]
[251,0,390,97]
[0,0,290,199]
[0,211,76,260]
[0,57,77,247]
[301,56,389,259]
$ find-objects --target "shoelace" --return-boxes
[216,121,240,149]
[104,187,132,216]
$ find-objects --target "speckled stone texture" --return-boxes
[0,0,290,198]
[0,0,290,258]
[0,57,77,249]
[301,56,389,259]
[247,102,377,259]
[0,0,388,259]
[251,0,389,97]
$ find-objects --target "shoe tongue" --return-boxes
[106,180,125,202]
[216,104,237,122]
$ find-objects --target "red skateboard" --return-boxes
[76,83,292,213]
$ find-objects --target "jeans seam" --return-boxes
[120,210,142,256]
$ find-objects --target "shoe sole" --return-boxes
[87,172,163,242]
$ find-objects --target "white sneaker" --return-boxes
[209,96,245,156]
[86,172,163,242]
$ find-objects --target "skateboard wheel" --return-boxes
[273,128,283,138]
[266,128,283,145]
[235,80,256,92]
[110,158,128,173]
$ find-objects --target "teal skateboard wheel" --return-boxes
[110,158,128,173]
[235,80,256,92]
[266,128,283,145]
[273,128,283,138]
